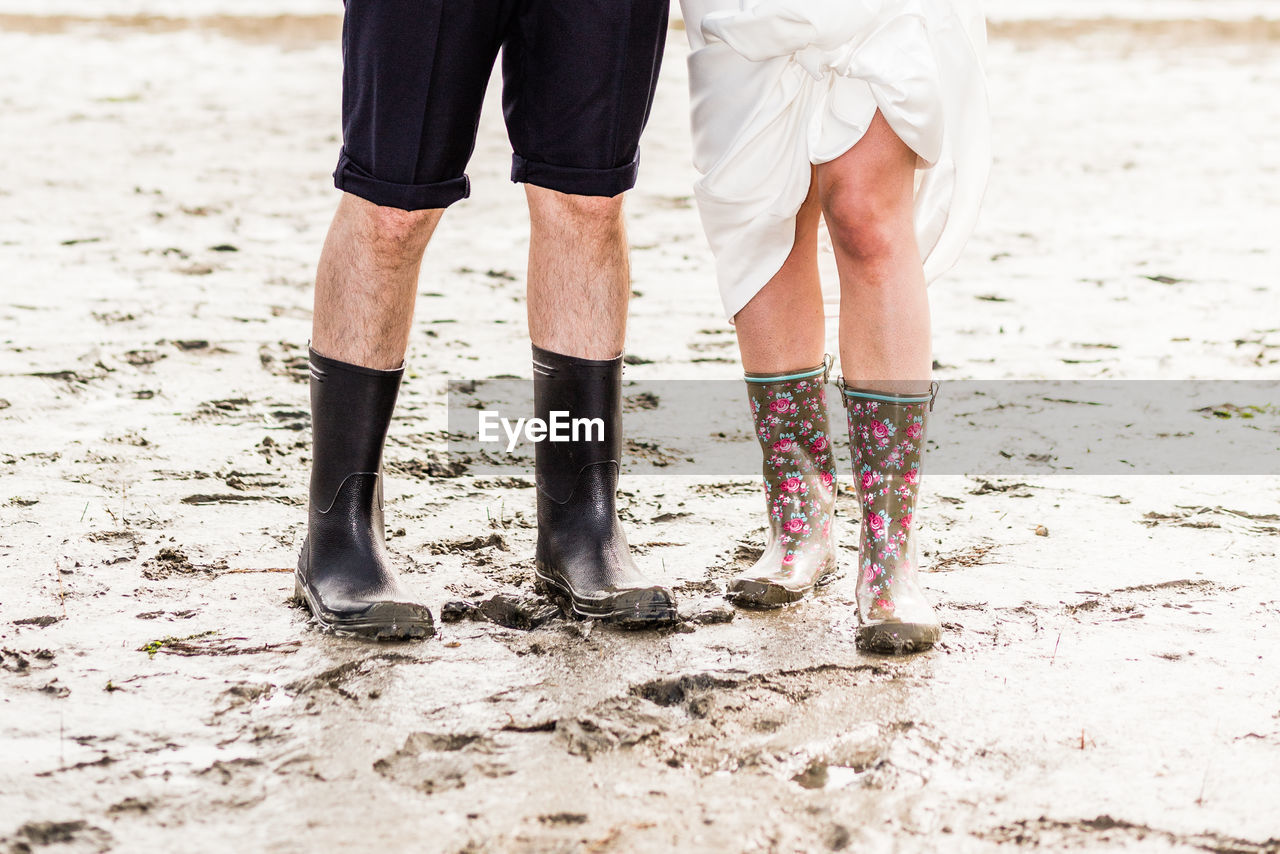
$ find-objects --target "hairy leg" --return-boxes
[732,174,825,372]
[312,193,443,370]
[525,186,630,360]
[818,110,931,394]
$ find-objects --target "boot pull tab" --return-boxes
[834,377,938,411]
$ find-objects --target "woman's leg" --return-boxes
[818,111,931,394]
[819,110,941,652]
[726,178,839,608]
[732,174,824,371]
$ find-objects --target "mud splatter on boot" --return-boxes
[841,382,941,653]
[728,360,838,608]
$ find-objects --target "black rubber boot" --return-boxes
[295,348,434,640]
[531,345,677,627]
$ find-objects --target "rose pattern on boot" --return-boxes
[844,389,941,646]
[730,365,838,605]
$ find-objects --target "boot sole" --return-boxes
[725,578,807,609]
[855,621,940,655]
[293,573,435,641]
[533,565,678,629]
[725,563,840,610]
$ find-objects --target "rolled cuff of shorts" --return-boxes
[511,154,639,198]
[333,150,470,211]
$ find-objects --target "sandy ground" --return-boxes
[2,4,1280,853]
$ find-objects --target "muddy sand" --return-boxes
[2,6,1279,853]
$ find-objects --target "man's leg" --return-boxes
[525,187,629,358]
[497,0,672,624]
[295,0,509,640]
[312,194,442,369]
[523,186,677,625]
[295,195,443,640]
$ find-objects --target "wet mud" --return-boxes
[3,4,1280,853]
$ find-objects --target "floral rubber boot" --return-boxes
[728,360,838,608]
[841,382,942,653]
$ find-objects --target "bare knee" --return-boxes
[528,188,625,242]
[820,186,910,265]
[342,194,441,260]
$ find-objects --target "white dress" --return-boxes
[680,0,991,320]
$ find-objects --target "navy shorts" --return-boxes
[334,0,670,211]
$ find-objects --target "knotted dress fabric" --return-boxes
[681,0,991,319]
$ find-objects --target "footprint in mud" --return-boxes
[26,356,115,389]
[61,530,142,570]
[940,600,1045,647]
[258,341,310,384]
[1140,505,1280,534]
[982,815,1280,853]
[630,670,748,711]
[621,665,908,775]
[688,338,736,353]
[968,478,1037,497]
[469,477,534,490]
[166,338,231,355]
[195,756,270,808]
[623,438,684,468]
[12,615,63,629]
[1,821,113,852]
[672,579,720,597]
[828,722,942,792]
[221,470,286,491]
[374,732,512,794]
[931,541,999,572]
[119,347,165,368]
[555,696,673,759]
[385,450,469,479]
[676,597,735,625]
[138,633,300,659]
[703,540,763,583]
[198,756,265,785]
[179,492,301,508]
[623,390,660,412]
[140,546,228,580]
[107,797,154,816]
[427,533,508,555]
[189,397,306,431]
[1,647,57,675]
[214,682,277,717]
[1064,578,1231,624]
[440,592,562,631]
[284,653,414,704]
[425,533,510,572]
[788,725,885,790]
